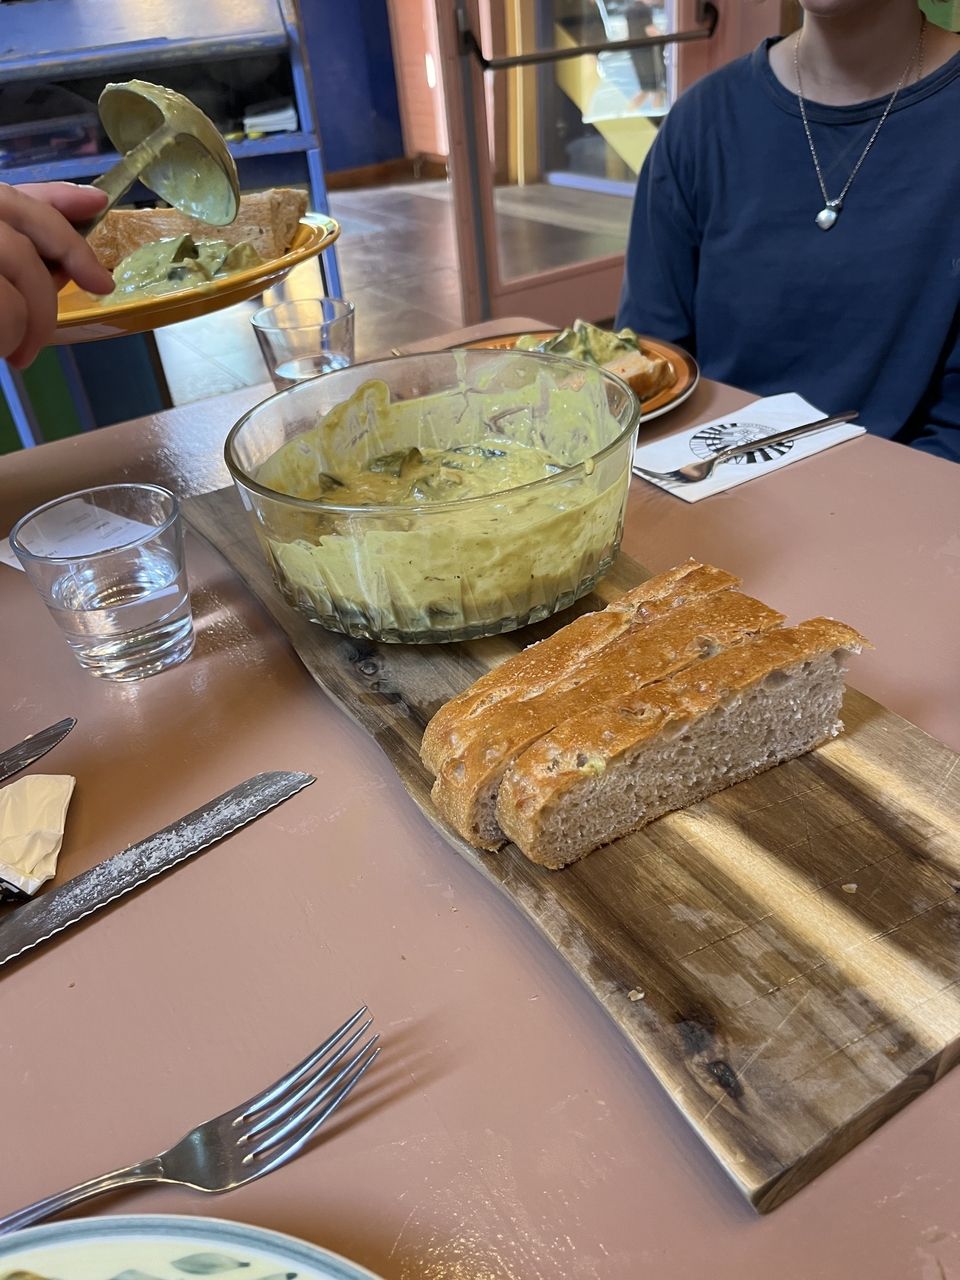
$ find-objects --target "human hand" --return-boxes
[0,182,116,369]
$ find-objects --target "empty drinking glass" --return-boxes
[252,297,356,389]
[10,484,194,682]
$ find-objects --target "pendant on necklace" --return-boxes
[816,205,840,230]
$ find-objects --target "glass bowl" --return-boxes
[224,349,640,644]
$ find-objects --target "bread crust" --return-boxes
[420,559,739,775]
[495,618,866,866]
[88,187,309,268]
[431,589,785,848]
[602,349,674,400]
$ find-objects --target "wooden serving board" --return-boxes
[185,487,960,1212]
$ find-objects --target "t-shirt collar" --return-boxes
[753,34,960,124]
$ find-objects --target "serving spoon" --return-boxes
[73,79,240,236]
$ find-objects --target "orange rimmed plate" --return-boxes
[54,215,340,344]
[459,329,699,422]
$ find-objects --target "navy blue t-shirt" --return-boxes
[617,39,960,462]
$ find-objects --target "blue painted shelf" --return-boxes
[0,0,288,82]
[1,133,323,186]
[0,0,341,295]
[0,0,343,447]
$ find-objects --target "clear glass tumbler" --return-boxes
[10,483,194,681]
[251,297,356,390]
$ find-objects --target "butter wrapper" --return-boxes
[0,774,76,900]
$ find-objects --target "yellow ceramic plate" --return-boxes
[460,329,699,422]
[54,216,340,344]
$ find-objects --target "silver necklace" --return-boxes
[794,17,926,230]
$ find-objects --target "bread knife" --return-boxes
[0,770,314,969]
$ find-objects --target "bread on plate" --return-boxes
[88,187,309,269]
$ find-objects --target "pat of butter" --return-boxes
[0,774,76,898]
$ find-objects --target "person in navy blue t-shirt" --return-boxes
[618,0,960,462]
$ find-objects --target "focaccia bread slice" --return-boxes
[421,560,738,776]
[496,618,866,869]
[88,187,309,268]
[602,348,674,401]
[432,589,785,850]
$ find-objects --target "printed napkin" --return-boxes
[633,393,865,502]
[0,774,76,899]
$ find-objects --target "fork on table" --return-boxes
[0,1007,380,1235]
[633,410,859,485]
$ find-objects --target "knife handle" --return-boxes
[0,1156,163,1235]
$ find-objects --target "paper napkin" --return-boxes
[3,500,155,571]
[0,539,22,571]
[633,393,865,502]
[0,774,76,899]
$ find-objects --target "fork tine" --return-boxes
[238,1007,368,1120]
[241,1016,373,1139]
[243,1036,380,1162]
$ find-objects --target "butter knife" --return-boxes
[0,717,76,785]
[0,770,315,969]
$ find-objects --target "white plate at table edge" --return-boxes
[0,1213,386,1280]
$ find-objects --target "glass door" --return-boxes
[435,0,716,326]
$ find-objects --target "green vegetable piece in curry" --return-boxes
[515,318,644,367]
[109,233,265,299]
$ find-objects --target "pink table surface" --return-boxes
[1,319,959,1279]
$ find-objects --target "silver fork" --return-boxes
[634,410,859,485]
[0,1008,380,1236]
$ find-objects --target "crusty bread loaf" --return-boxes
[602,348,674,401]
[420,559,738,775]
[88,187,309,268]
[426,561,869,868]
[496,619,865,868]
[431,588,785,850]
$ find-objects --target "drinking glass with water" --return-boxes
[251,297,355,390]
[10,484,194,682]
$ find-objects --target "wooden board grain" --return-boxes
[185,486,960,1212]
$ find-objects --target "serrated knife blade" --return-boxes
[0,717,77,784]
[0,769,315,970]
